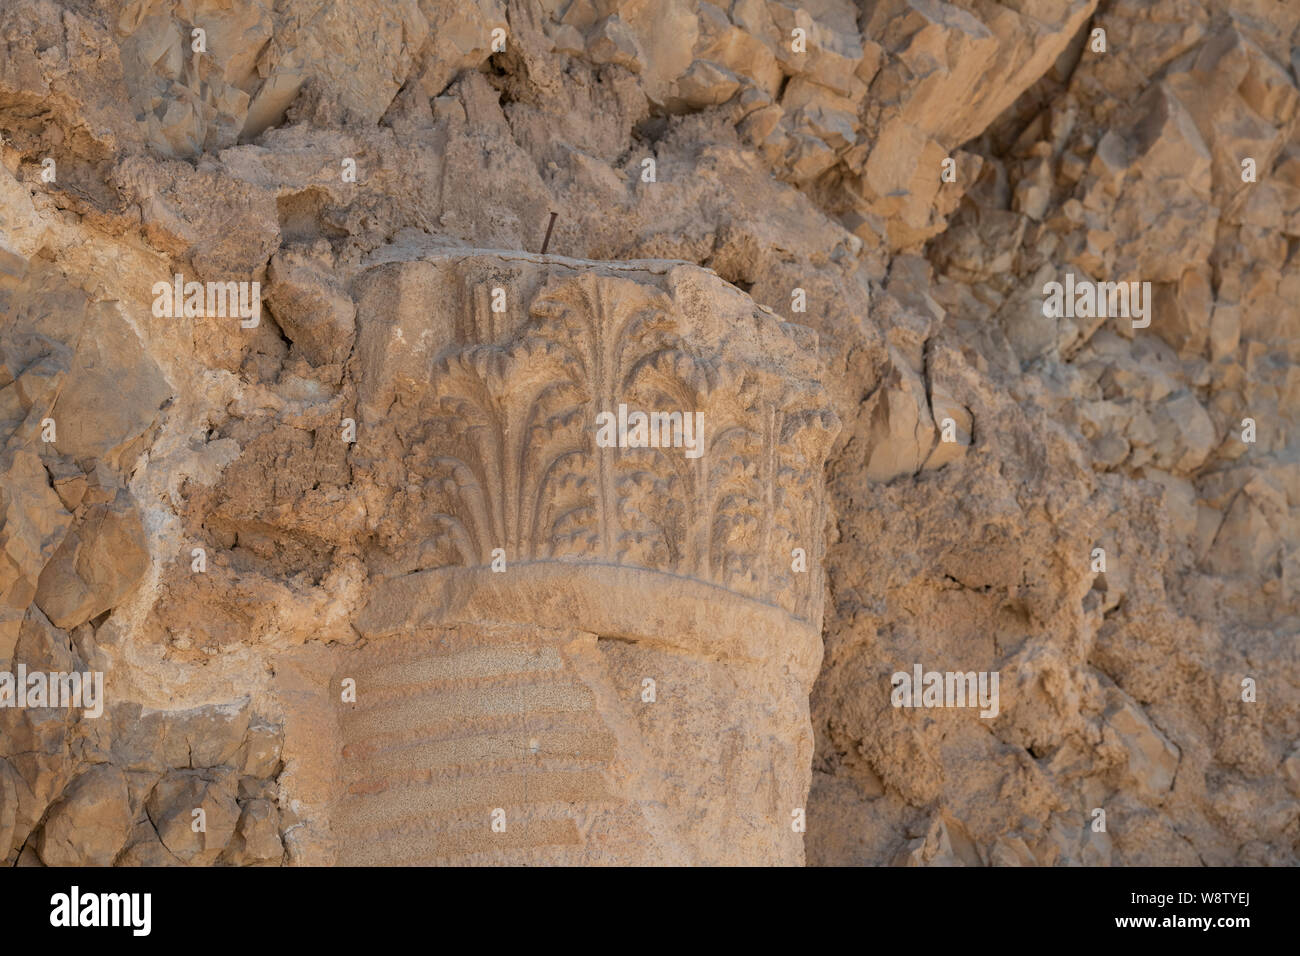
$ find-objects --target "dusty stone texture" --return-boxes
[0,0,1296,866]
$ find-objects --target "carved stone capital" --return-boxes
[333,251,840,864]
[351,252,840,627]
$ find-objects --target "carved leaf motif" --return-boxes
[375,268,839,624]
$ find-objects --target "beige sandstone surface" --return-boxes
[0,0,1296,866]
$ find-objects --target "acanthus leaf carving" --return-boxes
[367,264,840,623]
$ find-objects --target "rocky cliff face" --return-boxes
[0,0,1295,866]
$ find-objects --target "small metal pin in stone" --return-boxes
[540,211,558,255]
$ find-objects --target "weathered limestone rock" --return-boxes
[36,764,133,866]
[863,350,937,482]
[892,812,983,866]
[0,451,71,657]
[238,715,285,779]
[1104,692,1181,801]
[34,492,151,630]
[265,245,357,366]
[46,302,167,467]
[145,770,242,864]
[116,821,186,866]
[222,798,283,865]
[0,758,23,863]
[110,699,254,773]
[854,0,1099,248]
